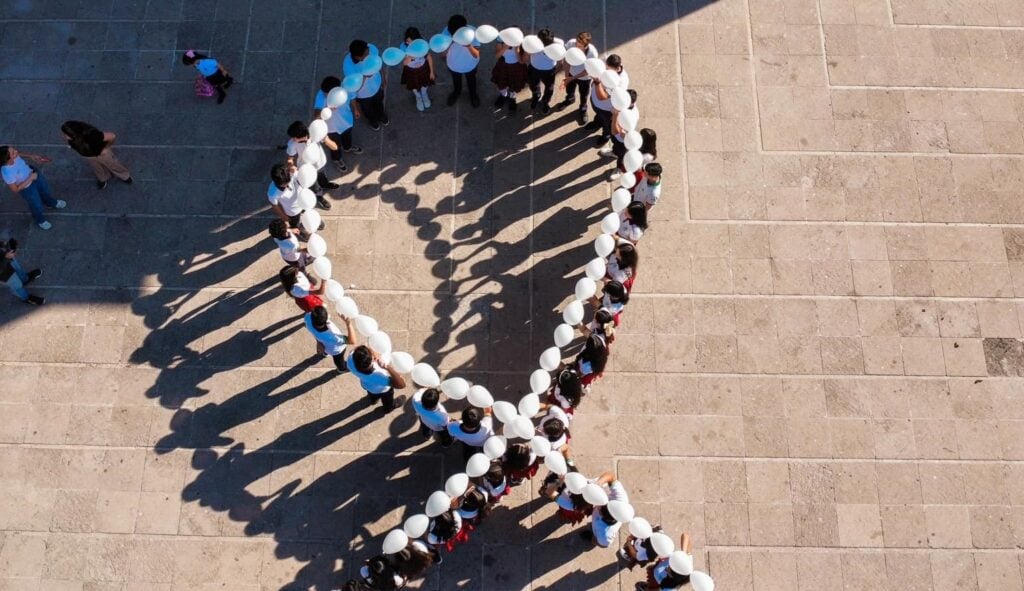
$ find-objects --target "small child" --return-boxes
[547,365,586,413]
[617,200,649,243]
[455,486,490,526]
[527,28,562,114]
[490,37,528,112]
[412,387,453,446]
[314,76,362,173]
[537,405,572,453]
[476,460,510,504]
[557,31,600,125]
[581,475,629,547]
[600,89,639,169]
[279,266,324,314]
[606,241,639,290]
[575,333,610,387]
[447,406,495,461]
[182,50,233,103]
[633,162,663,209]
[614,128,658,182]
[427,509,468,555]
[268,219,305,267]
[399,27,435,111]
[501,442,539,487]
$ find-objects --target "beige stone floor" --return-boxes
[0,0,1023,589]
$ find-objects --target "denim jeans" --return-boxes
[19,171,58,225]
[3,258,30,301]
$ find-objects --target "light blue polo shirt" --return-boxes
[343,44,382,99]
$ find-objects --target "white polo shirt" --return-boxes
[274,234,301,262]
[427,512,463,546]
[529,37,563,70]
[286,139,326,170]
[447,417,494,447]
[591,480,629,547]
[267,181,303,217]
[1,157,33,186]
[634,178,662,207]
[606,253,634,285]
[312,91,354,134]
[444,28,481,73]
[347,358,393,393]
[304,314,348,356]
[617,214,644,242]
[564,39,599,79]
[290,272,312,298]
[590,68,630,111]
[412,389,450,432]
[343,44,383,99]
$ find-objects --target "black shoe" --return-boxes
[25,295,44,306]
[530,97,540,110]
[541,102,550,115]
[577,111,588,126]
[383,394,407,413]
[322,181,340,190]
[594,135,610,148]
[315,195,332,210]
[508,99,517,113]
[96,180,107,190]
[447,92,459,106]
[493,95,506,109]
[123,176,133,185]
[369,123,381,131]
[469,94,480,108]
[584,120,601,131]
[381,115,390,126]
[25,269,41,285]
[554,98,574,111]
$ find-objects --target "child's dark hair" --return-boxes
[349,39,369,57]
[617,242,639,270]
[626,201,648,230]
[603,280,629,304]
[287,121,308,140]
[557,367,584,408]
[404,27,423,41]
[279,265,298,294]
[268,219,289,240]
[537,28,554,45]
[627,89,638,105]
[270,163,291,188]
[645,161,663,177]
[459,489,487,513]
[421,388,440,410]
[461,407,482,430]
[352,345,374,373]
[568,492,592,513]
[0,146,10,163]
[578,334,609,375]
[431,510,459,540]
[446,14,468,34]
[320,76,341,93]
[484,460,505,487]
[365,555,401,591]
[310,306,329,328]
[181,50,207,65]
[503,443,533,471]
[576,31,592,45]
[542,418,566,441]
[392,543,433,578]
[606,54,622,69]
[640,129,658,160]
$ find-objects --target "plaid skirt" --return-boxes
[491,60,528,92]
[400,64,434,90]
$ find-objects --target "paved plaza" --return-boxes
[1,0,1024,589]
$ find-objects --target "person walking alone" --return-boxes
[1,238,43,305]
[1,145,66,230]
[60,121,133,190]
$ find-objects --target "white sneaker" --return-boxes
[610,171,622,180]
[597,147,614,157]
[54,200,67,209]
[415,94,425,112]
[422,93,431,108]
[38,221,52,230]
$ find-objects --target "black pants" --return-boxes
[327,130,353,161]
[331,352,348,373]
[528,66,556,106]
[367,387,395,410]
[419,421,455,446]
[592,104,613,139]
[563,78,591,111]
[355,92,388,128]
[461,442,482,462]
[205,70,234,101]
[611,136,627,169]
[448,67,479,99]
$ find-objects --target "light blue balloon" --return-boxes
[382,47,405,66]
[429,33,451,54]
[361,55,383,76]
[406,39,429,58]
[342,74,363,93]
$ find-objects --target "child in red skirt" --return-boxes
[491,38,528,112]
[476,460,510,504]
[427,509,469,556]
[455,486,490,526]
[399,27,435,111]
[501,442,539,487]
[547,365,585,413]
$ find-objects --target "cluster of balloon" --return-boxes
[287,21,714,590]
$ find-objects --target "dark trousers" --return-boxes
[205,70,234,101]
[563,78,591,111]
[367,387,395,410]
[327,130,353,161]
[419,421,455,446]
[462,442,482,462]
[592,104,613,139]
[611,136,627,169]
[331,353,348,373]
[355,92,388,128]
[448,67,479,98]
[528,66,556,106]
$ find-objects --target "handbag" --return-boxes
[194,75,216,98]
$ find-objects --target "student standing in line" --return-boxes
[279,266,324,313]
[547,365,586,414]
[285,121,338,209]
[617,200,649,243]
[1,146,65,230]
[412,387,454,446]
[633,162,663,209]
[502,442,540,487]
[344,40,390,130]
[427,508,468,557]
[637,534,694,590]
[314,76,363,173]
[346,344,408,412]
[387,540,440,579]
[614,127,658,182]
[182,50,234,103]
[266,164,322,238]
[527,28,561,115]
[490,36,528,112]
[580,474,630,547]
[584,54,629,147]
[556,31,599,125]
[357,555,406,591]
[606,241,639,290]
[268,219,307,268]
[59,121,132,189]
[575,332,611,387]
[599,89,639,169]
[443,14,482,107]
[447,406,494,461]
[476,460,510,504]
[399,27,436,111]
[304,304,354,374]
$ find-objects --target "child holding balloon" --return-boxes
[637,533,695,590]
[314,76,362,173]
[344,39,389,130]
[304,304,354,374]
[600,89,639,170]
[490,33,528,111]
[399,27,435,111]
[606,241,639,291]
[557,31,600,125]
[527,28,562,114]
[618,200,649,243]
[346,345,407,412]
[633,162,663,209]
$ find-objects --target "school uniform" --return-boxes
[560,39,599,115]
[538,406,571,452]
[286,138,332,194]
[605,251,636,290]
[575,333,609,387]
[590,480,629,547]
[502,450,539,485]
[273,233,303,265]
[343,44,388,128]
[399,43,434,90]
[480,476,509,502]
[358,565,405,590]
[456,489,489,525]
[555,489,590,525]
[304,313,349,373]
[346,357,397,409]
[646,558,690,589]
[314,90,356,160]
[527,38,562,109]
[617,213,645,243]
[609,103,640,168]
[412,388,454,445]
[428,512,469,552]
[491,46,528,92]
[444,27,482,103]
[447,417,494,460]
[588,68,630,141]
[633,177,662,207]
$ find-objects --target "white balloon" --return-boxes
[522,35,544,54]
[624,130,643,151]
[296,164,317,188]
[607,500,635,523]
[512,416,535,440]
[620,172,637,190]
[610,87,631,111]
[562,300,585,326]
[544,451,568,475]
[300,143,325,169]
[429,33,451,53]
[368,331,392,356]
[326,87,348,107]
[319,107,332,121]
[499,27,524,47]
[383,529,409,554]
[403,514,429,538]
[361,55,383,76]
[595,234,616,257]
[618,107,640,131]
[308,119,328,143]
[529,369,551,394]
[491,401,518,424]
[444,473,469,497]
[354,315,378,337]
[691,571,715,591]
[483,436,507,459]
[599,70,621,90]
[543,43,566,61]
[453,26,475,46]
[336,296,359,318]
[342,74,363,93]
[301,210,323,235]
[382,47,405,66]
[611,188,632,213]
[584,57,605,78]
[390,351,414,374]
[306,232,327,257]
[564,47,586,66]
[574,277,597,301]
[440,377,469,399]
[295,187,316,211]
[628,517,653,539]
[311,256,332,280]
[669,551,694,576]
[530,435,551,457]
[623,149,644,173]
[411,363,441,388]
[466,453,491,478]
[324,279,344,302]
[554,323,575,348]
[600,212,621,235]
[425,490,451,518]
[539,346,561,372]
[564,472,588,494]
[585,257,607,281]
[518,393,540,418]
[650,532,675,557]
[582,482,609,506]
[406,39,429,58]
[467,385,494,408]
[475,24,499,44]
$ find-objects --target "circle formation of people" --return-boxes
[243,14,712,591]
